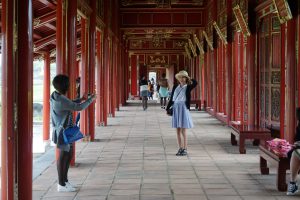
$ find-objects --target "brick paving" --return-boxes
[33,105,299,200]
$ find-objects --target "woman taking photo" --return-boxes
[51,74,96,192]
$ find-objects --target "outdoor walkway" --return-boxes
[33,105,298,200]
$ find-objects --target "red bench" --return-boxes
[230,124,271,154]
[259,144,290,191]
[190,99,201,110]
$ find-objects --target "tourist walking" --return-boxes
[158,73,169,109]
[139,75,148,110]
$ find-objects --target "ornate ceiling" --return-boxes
[121,0,207,8]
[121,1,206,53]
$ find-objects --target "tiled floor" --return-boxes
[33,105,299,200]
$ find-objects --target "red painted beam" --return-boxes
[44,23,56,31]
[37,0,56,9]
[34,34,55,52]
[34,10,56,29]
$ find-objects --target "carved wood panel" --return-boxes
[259,16,281,127]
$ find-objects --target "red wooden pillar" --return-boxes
[222,44,226,115]
[206,52,210,108]
[43,52,51,141]
[80,17,88,137]
[103,33,109,126]
[226,0,232,124]
[240,34,244,125]
[285,17,296,143]
[111,40,116,117]
[131,55,137,97]
[1,0,16,199]
[280,24,286,138]
[226,42,233,123]
[195,57,200,100]
[17,0,33,198]
[233,32,239,121]
[202,56,206,108]
[96,31,102,126]
[298,15,300,108]
[217,43,222,113]
[124,45,130,102]
[56,0,63,74]
[88,0,96,140]
[247,0,256,126]
[66,0,77,165]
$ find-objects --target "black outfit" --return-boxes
[139,79,148,86]
[166,79,197,111]
[288,125,300,159]
[57,145,73,186]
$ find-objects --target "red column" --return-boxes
[285,18,296,143]
[17,0,33,198]
[222,44,226,114]
[43,52,51,141]
[1,0,16,199]
[124,45,129,102]
[88,0,96,140]
[66,0,77,165]
[280,24,286,138]
[202,56,206,108]
[247,0,256,126]
[226,42,233,124]
[80,17,88,137]
[103,34,109,125]
[298,15,300,107]
[225,0,232,123]
[131,55,137,97]
[206,52,210,108]
[240,34,244,125]
[110,40,116,117]
[96,31,102,126]
[233,32,239,121]
[56,0,63,74]
[218,43,222,113]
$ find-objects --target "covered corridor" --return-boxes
[33,105,291,200]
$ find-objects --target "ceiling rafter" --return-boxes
[37,0,56,10]
[34,10,56,29]
[34,34,56,52]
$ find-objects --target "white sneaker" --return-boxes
[65,181,76,189]
[57,184,76,192]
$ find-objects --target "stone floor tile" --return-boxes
[32,105,291,199]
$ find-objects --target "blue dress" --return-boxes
[171,85,193,129]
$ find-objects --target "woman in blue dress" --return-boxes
[166,70,197,156]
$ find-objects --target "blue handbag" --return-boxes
[63,113,83,144]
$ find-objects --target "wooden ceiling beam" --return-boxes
[37,0,56,10]
[34,34,56,52]
[44,23,56,31]
[34,11,56,29]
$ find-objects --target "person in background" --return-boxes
[50,74,96,192]
[139,75,148,110]
[148,80,154,100]
[76,77,81,99]
[287,107,300,195]
[166,70,197,156]
[158,73,169,109]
